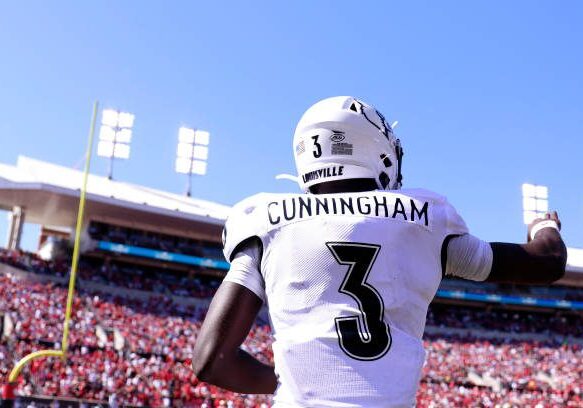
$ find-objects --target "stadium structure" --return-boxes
[0,156,582,407]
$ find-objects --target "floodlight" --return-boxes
[117,112,135,128]
[177,142,193,158]
[194,130,210,146]
[192,145,209,160]
[175,158,191,174]
[535,185,548,199]
[191,160,207,175]
[177,127,210,195]
[97,140,114,158]
[179,127,195,143]
[101,109,119,127]
[522,183,535,197]
[99,126,116,142]
[522,197,537,211]
[114,143,130,159]
[521,183,549,225]
[116,129,132,143]
[98,108,135,179]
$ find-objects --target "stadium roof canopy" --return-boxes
[564,247,583,285]
[0,156,230,241]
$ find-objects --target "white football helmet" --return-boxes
[293,96,403,192]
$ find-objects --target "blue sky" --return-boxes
[0,1,582,251]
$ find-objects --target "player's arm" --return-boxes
[487,212,567,284]
[192,241,277,394]
[444,212,567,284]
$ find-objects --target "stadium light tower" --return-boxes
[522,183,549,224]
[175,127,210,196]
[97,109,135,180]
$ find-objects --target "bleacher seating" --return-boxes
[1,248,582,407]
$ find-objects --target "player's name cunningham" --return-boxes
[267,194,429,227]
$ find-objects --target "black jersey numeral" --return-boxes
[311,135,322,158]
[326,242,392,361]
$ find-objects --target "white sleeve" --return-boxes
[222,241,266,303]
[445,234,493,281]
[222,193,268,262]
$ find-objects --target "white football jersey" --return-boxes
[223,189,468,407]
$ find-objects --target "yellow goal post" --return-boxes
[8,101,99,384]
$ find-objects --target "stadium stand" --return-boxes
[1,156,582,406]
[1,253,582,407]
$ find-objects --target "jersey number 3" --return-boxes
[327,242,392,361]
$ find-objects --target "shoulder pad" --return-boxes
[400,188,447,202]
[441,199,468,236]
[222,193,270,262]
[401,188,468,235]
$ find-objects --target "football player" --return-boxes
[192,96,567,407]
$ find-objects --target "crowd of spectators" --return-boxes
[0,273,272,406]
[427,304,583,337]
[88,222,224,260]
[441,277,583,302]
[7,339,273,407]
[1,249,583,406]
[420,336,582,407]
[0,248,219,299]
[0,248,69,277]
[7,245,583,305]
[77,259,220,299]
[416,380,581,407]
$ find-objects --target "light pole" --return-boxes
[175,127,210,196]
[522,183,549,225]
[97,109,135,180]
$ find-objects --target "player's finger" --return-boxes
[543,211,561,230]
[551,211,561,230]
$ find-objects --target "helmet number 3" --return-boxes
[311,135,322,158]
[326,242,392,361]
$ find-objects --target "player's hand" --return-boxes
[527,211,562,242]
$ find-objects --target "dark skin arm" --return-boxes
[192,280,277,394]
[487,211,567,284]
